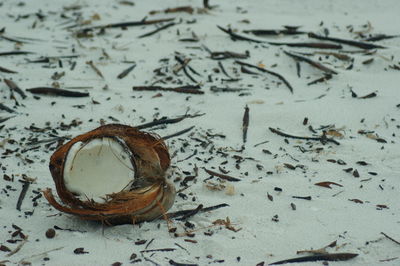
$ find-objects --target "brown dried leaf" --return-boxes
[325,130,344,138]
[314,181,343,189]
[349,199,364,204]
[212,217,242,232]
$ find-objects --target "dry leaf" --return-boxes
[315,181,343,189]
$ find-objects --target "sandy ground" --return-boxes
[1,0,400,265]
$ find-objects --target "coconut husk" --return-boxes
[43,124,175,225]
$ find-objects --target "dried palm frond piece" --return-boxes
[43,124,175,225]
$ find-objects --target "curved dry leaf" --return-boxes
[314,181,343,189]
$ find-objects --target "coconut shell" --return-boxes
[43,124,175,225]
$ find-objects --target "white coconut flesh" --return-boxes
[63,137,135,202]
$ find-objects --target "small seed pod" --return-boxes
[43,124,175,225]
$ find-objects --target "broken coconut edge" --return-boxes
[43,124,175,225]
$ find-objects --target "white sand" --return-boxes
[1,0,400,265]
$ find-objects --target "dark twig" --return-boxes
[0,103,16,113]
[0,116,16,124]
[0,66,17,74]
[16,181,30,211]
[136,113,204,129]
[235,60,293,93]
[363,34,400,42]
[26,87,89,97]
[132,85,204,94]
[308,32,385,49]
[269,127,340,145]
[77,18,175,33]
[292,196,312,200]
[218,61,232,78]
[169,259,198,266]
[117,64,136,79]
[243,29,306,36]
[0,51,34,56]
[86,61,104,78]
[381,232,400,245]
[4,79,27,99]
[203,0,211,9]
[176,204,203,221]
[26,55,80,63]
[217,26,264,43]
[161,126,195,140]
[307,74,333,85]
[210,86,247,93]
[138,22,176,38]
[268,42,342,49]
[210,51,249,60]
[242,105,249,144]
[269,253,358,265]
[182,67,197,83]
[165,203,229,219]
[284,51,338,75]
[174,55,201,81]
[0,34,30,44]
[141,248,176,253]
[204,168,241,182]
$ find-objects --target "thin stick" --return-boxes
[268,42,342,49]
[77,18,175,33]
[308,32,385,49]
[242,105,249,144]
[4,79,27,99]
[210,50,249,60]
[217,26,264,43]
[284,51,338,75]
[136,113,204,130]
[19,247,63,263]
[0,116,15,124]
[26,87,89,97]
[86,61,104,78]
[6,236,28,257]
[0,51,34,56]
[138,22,176,38]
[0,35,29,44]
[363,34,399,42]
[204,168,241,182]
[0,66,17,73]
[269,127,340,145]
[169,259,198,266]
[243,29,305,36]
[165,203,229,219]
[0,103,15,113]
[176,204,203,221]
[269,253,358,265]
[218,61,232,78]
[161,126,195,140]
[235,60,293,93]
[307,74,333,86]
[175,55,201,79]
[117,63,136,79]
[132,85,204,94]
[140,248,176,253]
[381,232,400,245]
[16,181,30,211]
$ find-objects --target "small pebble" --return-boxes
[45,228,56,239]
